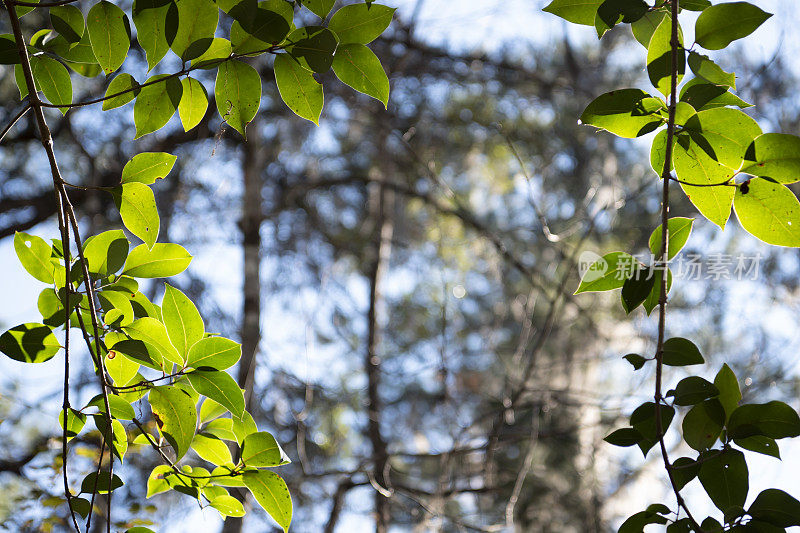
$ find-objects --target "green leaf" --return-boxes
[210,495,246,517]
[71,497,92,518]
[682,399,725,451]
[631,9,667,47]
[231,410,258,444]
[111,339,166,371]
[121,152,178,185]
[162,284,204,358]
[200,399,229,423]
[594,0,648,38]
[149,385,198,460]
[59,407,86,441]
[203,418,237,441]
[698,448,748,514]
[30,55,72,114]
[38,288,82,327]
[303,0,334,18]
[734,178,800,247]
[688,51,736,88]
[618,510,668,533]
[748,489,800,527]
[132,0,175,71]
[328,3,395,44]
[579,89,662,138]
[50,5,85,44]
[230,6,290,55]
[285,26,338,73]
[274,54,323,124]
[671,457,700,490]
[215,60,261,137]
[83,229,129,277]
[734,435,780,459]
[192,37,232,68]
[80,471,124,494]
[662,337,704,366]
[192,433,233,465]
[187,336,241,370]
[648,217,693,260]
[621,266,654,314]
[623,353,647,370]
[105,345,140,386]
[680,79,752,110]
[603,427,643,447]
[543,0,603,25]
[673,135,736,228]
[0,34,20,64]
[243,470,293,532]
[99,290,135,326]
[115,182,160,249]
[683,107,762,169]
[170,0,219,60]
[146,464,173,497]
[123,317,183,366]
[695,1,772,51]
[727,401,800,440]
[103,72,139,110]
[87,1,130,74]
[700,517,723,532]
[332,43,389,107]
[630,402,675,456]
[178,77,208,131]
[671,376,719,406]
[134,75,183,138]
[681,0,711,10]
[241,431,290,466]
[92,414,129,461]
[714,363,741,422]
[647,17,684,97]
[742,133,800,184]
[575,251,636,293]
[122,243,192,278]
[0,323,60,363]
[186,369,245,417]
[14,231,55,283]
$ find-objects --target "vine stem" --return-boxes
[655,0,702,530]
[2,2,113,531]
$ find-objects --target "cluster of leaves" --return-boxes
[3,0,394,131]
[1,0,396,529]
[2,153,293,530]
[546,0,800,530]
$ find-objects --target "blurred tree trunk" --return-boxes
[222,121,267,533]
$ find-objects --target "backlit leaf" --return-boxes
[274,54,323,124]
[149,385,198,460]
[87,1,130,74]
[243,470,292,532]
[734,178,800,247]
[215,60,261,137]
[332,43,389,106]
[328,3,395,44]
[695,2,772,50]
[114,182,160,249]
[122,243,192,278]
[0,323,60,363]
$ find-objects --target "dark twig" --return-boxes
[655,0,702,529]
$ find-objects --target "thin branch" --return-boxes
[0,102,31,144]
[654,0,702,529]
